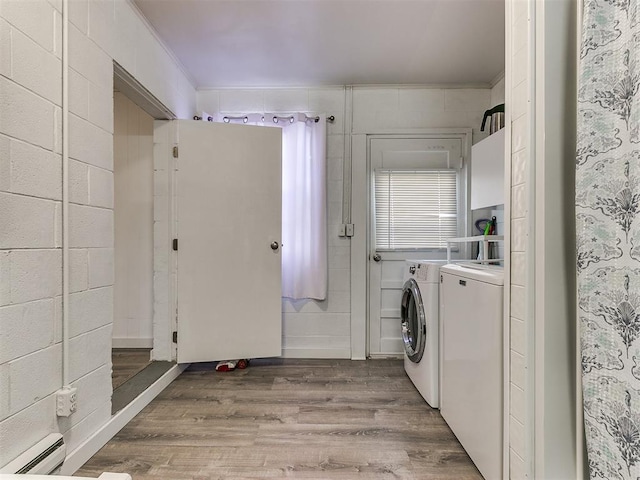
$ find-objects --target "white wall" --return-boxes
[113,92,154,348]
[534,0,578,477]
[491,75,506,106]
[197,86,491,358]
[0,0,195,468]
[352,86,491,144]
[506,0,579,478]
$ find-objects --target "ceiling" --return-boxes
[133,0,505,89]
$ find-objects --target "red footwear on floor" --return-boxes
[215,360,236,372]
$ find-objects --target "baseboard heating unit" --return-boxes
[0,433,66,474]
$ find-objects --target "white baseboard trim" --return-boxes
[280,348,351,359]
[60,363,188,475]
[112,337,154,349]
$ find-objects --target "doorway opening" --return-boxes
[111,63,175,414]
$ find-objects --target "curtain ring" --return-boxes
[273,115,295,124]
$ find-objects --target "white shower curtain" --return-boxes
[281,115,327,300]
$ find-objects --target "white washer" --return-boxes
[400,260,444,408]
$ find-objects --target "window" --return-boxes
[374,169,457,249]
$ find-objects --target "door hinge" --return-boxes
[345,224,354,237]
[172,239,178,251]
[172,331,177,343]
[172,146,179,158]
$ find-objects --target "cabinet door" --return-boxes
[470,129,505,209]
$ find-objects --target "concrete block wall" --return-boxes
[0,0,195,468]
[352,86,491,144]
[1,0,67,464]
[196,85,491,358]
[508,0,530,478]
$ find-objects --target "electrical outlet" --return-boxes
[56,387,77,417]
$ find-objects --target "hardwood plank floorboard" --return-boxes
[112,361,174,414]
[155,387,428,408]
[78,359,483,480]
[112,349,152,389]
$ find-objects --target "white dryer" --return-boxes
[440,263,504,480]
[400,260,444,408]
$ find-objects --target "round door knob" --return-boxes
[270,241,280,250]
[373,253,381,262]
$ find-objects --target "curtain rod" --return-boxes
[194,114,335,123]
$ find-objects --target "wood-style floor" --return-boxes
[79,359,482,480]
[112,349,152,389]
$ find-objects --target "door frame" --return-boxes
[112,62,178,364]
[153,120,179,363]
[350,128,472,360]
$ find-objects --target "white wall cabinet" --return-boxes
[471,128,505,210]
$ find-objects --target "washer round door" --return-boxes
[401,278,426,363]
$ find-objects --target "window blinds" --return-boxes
[374,169,458,249]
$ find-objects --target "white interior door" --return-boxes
[368,136,465,355]
[176,120,282,363]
